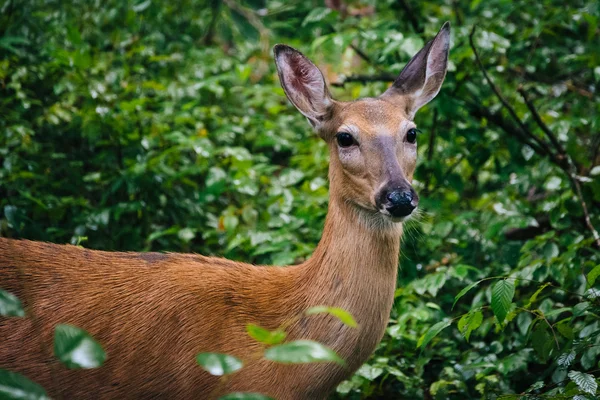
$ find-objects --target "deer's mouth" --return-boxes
[379,207,417,223]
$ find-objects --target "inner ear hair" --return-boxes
[273,44,333,127]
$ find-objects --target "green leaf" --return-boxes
[452,280,483,309]
[573,302,590,317]
[0,369,49,400]
[525,283,550,309]
[54,324,106,369]
[0,289,25,317]
[557,351,576,367]
[491,280,515,324]
[417,320,452,349]
[531,323,554,363]
[356,364,384,381]
[457,310,483,342]
[587,264,600,287]
[556,321,574,340]
[196,353,243,376]
[305,306,357,328]
[568,370,597,395]
[264,340,344,366]
[246,324,286,345]
[218,393,273,400]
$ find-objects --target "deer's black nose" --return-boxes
[385,189,416,218]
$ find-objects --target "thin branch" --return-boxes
[517,87,567,159]
[350,44,372,65]
[465,101,547,156]
[468,26,556,160]
[395,0,421,33]
[203,0,222,46]
[469,19,599,248]
[332,73,396,87]
[570,174,600,248]
[516,88,599,248]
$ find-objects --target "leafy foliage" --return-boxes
[196,353,244,376]
[306,306,358,328]
[1,0,599,398]
[0,289,25,317]
[264,340,345,365]
[53,324,107,369]
[218,394,274,400]
[0,369,49,400]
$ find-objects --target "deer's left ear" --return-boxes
[381,22,451,119]
[273,44,333,128]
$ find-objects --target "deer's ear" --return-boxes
[381,22,450,119]
[274,44,333,127]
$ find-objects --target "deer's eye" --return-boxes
[336,132,357,148]
[406,128,419,144]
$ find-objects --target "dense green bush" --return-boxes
[1,0,599,398]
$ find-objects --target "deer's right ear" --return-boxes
[274,44,333,128]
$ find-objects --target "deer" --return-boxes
[0,23,450,399]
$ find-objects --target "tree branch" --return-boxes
[469,25,599,248]
[332,73,396,87]
[517,87,567,160]
[468,25,556,161]
[395,0,421,33]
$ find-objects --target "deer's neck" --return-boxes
[302,195,401,308]
[294,193,401,364]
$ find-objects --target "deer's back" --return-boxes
[0,238,285,398]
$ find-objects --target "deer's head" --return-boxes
[274,23,450,224]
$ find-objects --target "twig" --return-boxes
[203,0,222,46]
[516,88,599,248]
[395,0,421,33]
[468,25,556,160]
[570,174,600,248]
[469,25,600,249]
[350,44,372,65]
[517,87,567,161]
[332,73,396,87]
[465,101,547,156]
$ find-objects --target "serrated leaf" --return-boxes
[568,370,597,395]
[0,369,50,400]
[0,289,25,317]
[218,393,273,400]
[196,353,243,376]
[587,265,600,287]
[305,306,357,328]
[452,280,483,310]
[246,324,286,345]
[573,395,589,400]
[557,351,576,367]
[491,280,515,324]
[264,340,344,366]
[54,324,106,369]
[417,320,452,349]
[585,288,600,299]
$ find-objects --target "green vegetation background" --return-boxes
[1,0,599,398]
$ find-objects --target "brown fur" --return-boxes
[0,197,400,399]
[0,25,450,399]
